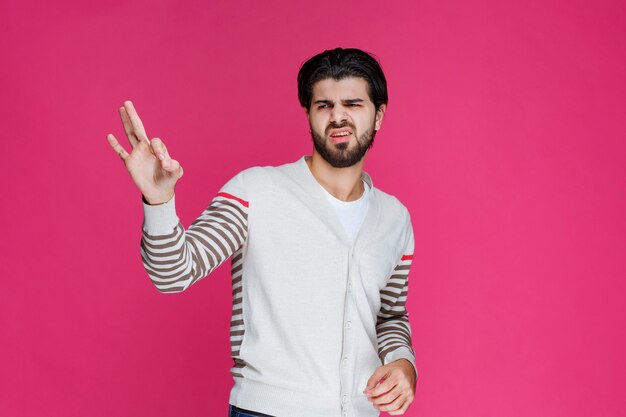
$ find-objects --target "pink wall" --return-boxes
[1,0,625,416]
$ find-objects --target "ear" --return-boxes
[303,107,313,132]
[374,104,386,131]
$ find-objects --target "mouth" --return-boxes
[328,128,352,143]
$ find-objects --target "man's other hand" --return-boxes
[363,358,416,415]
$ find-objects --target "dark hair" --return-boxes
[297,48,388,111]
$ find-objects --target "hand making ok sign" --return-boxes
[106,100,183,205]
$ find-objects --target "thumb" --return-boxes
[364,365,389,393]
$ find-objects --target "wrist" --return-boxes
[142,193,173,205]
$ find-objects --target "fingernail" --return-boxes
[159,153,164,160]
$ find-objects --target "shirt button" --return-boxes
[346,321,352,329]
[342,394,349,404]
[343,412,348,417]
[342,357,348,365]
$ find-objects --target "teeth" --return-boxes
[331,132,350,137]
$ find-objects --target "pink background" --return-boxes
[1,0,625,416]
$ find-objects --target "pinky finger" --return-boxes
[388,399,410,416]
[107,133,129,160]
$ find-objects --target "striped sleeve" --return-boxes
[139,171,249,293]
[376,217,418,379]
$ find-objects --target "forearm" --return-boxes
[376,307,416,368]
[377,315,418,378]
[141,194,203,292]
[140,192,248,293]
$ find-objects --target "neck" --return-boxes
[305,151,366,202]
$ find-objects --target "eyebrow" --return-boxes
[313,98,365,105]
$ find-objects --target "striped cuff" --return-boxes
[383,346,418,380]
[142,194,180,235]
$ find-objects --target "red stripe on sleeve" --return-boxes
[401,254,414,261]
[217,192,249,208]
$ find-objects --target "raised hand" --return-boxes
[107,100,183,204]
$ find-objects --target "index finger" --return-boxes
[367,378,393,398]
[119,106,140,147]
[123,100,149,143]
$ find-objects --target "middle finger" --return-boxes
[122,100,150,144]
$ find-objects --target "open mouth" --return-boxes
[329,129,352,143]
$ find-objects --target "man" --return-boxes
[107,47,417,417]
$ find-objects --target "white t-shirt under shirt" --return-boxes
[318,179,370,243]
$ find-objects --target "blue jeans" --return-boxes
[228,404,275,417]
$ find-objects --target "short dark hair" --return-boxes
[297,48,388,112]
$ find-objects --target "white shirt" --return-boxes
[140,156,416,417]
[319,179,370,243]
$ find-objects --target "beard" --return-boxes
[310,121,377,168]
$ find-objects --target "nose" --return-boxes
[330,105,348,125]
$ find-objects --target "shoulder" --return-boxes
[373,186,412,225]
[234,159,298,182]
[375,188,415,255]
[225,158,301,195]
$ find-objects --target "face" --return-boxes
[306,77,385,168]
